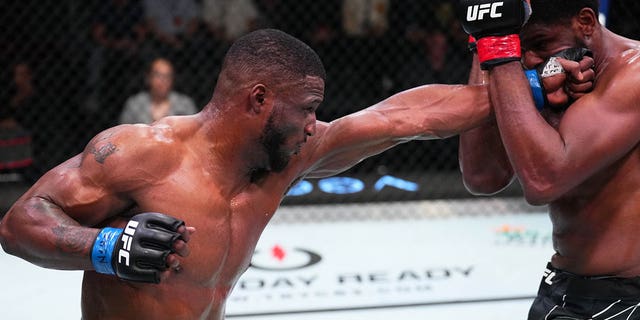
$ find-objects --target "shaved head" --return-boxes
[214,29,326,96]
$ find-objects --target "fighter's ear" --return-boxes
[250,84,269,114]
[575,7,597,38]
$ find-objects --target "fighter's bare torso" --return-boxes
[81,117,303,319]
[543,46,640,277]
[549,143,640,277]
[0,75,491,319]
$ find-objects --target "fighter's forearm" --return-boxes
[489,62,567,203]
[0,196,98,270]
[459,55,514,194]
[306,83,491,178]
[370,83,491,141]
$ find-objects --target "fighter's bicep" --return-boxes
[35,154,132,226]
[35,128,153,225]
[303,113,394,177]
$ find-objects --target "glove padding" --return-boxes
[459,0,531,38]
[92,212,185,284]
[458,0,531,69]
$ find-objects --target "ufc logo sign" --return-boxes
[118,220,139,266]
[466,2,504,21]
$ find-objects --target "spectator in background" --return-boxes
[201,0,260,43]
[119,58,197,124]
[143,0,198,61]
[342,0,389,38]
[0,109,33,181]
[289,1,340,48]
[339,0,392,108]
[8,63,36,115]
[90,0,146,70]
[389,0,466,68]
[88,0,146,124]
[0,62,37,182]
[397,29,468,90]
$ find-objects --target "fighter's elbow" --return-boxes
[463,178,511,196]
[0,219,17,256]
[462,170,514,196]
[520,180,561,206]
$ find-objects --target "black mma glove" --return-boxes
[525,47,593,110]
[91,212,185,284]
[458,0,532,69]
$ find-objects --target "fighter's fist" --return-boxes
[458,0,532,69]
[562,49,595,100]
[91,212,193,284]
[525,48,595,110]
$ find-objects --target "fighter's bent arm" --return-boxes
[459,54,515,195]
[303,83,490,178]
[0,126,177,269]
[489,59,640,204]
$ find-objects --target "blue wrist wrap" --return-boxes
[91,227,122,275]
[525,69,545,111]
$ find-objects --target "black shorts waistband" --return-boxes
[545,263,640,299]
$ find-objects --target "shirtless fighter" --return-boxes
[458,0,640,318]
[0,29,589,319]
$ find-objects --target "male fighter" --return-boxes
[0,28,589,319]
[458,0,640,318]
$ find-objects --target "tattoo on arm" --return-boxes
[51,225,89,255]
[91,142,118,164]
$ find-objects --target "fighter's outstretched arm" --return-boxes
[302,83,490,178]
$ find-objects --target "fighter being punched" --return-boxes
[1,28,593,319]
[458,0,640,318]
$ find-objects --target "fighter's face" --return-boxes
[260,76,324,172]
[521,23,589,108]
[521,23,582,69]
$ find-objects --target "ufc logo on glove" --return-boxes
[466,2,504,21]
[118,220,139,266]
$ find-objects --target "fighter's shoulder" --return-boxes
[607,47,640,76]
[596,49,640,94]
[92,122,179,147]
[83,123,182,169]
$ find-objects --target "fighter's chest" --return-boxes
[130,172,287,282]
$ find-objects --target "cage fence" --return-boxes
[1,0,637,213]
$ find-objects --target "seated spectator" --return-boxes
[88,0,146,107]
[0,62,35,181]
[342,0,390,38]
[201,0,260,43]
[339,0,392,108]
[396,29,468,90]
[91,0,146,59]
[143,0,198,59]
[119,58,197,124]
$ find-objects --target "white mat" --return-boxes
[1,199,551,319]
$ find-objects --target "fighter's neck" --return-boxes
[195,107,272,191]
[591,27,633,71]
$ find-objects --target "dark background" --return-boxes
[1,0,637,208]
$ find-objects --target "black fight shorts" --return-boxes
[529,263,640,320]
